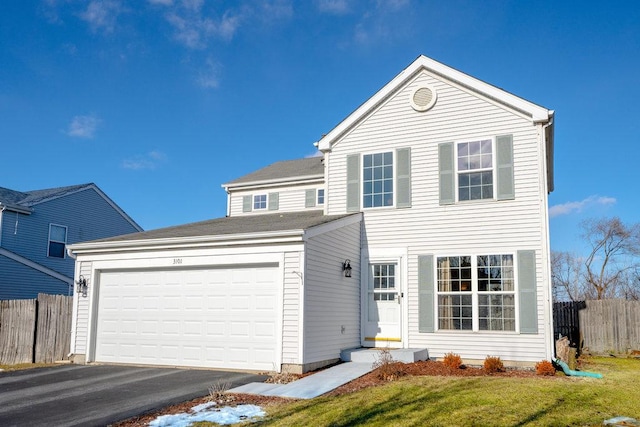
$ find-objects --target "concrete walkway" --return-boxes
[230,348,429,399]
[229,362,373,399]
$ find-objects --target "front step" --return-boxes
[341,348,429,364]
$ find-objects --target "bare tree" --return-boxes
[581,217,640,299]
[551,250,585,301]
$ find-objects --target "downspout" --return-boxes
[0,206,5,247]
[540,114,555,361]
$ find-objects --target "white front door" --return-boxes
[363,262,402,347]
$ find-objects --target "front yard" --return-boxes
[118,356,639,426]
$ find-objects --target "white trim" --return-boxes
[361,150,396,210]
[48,223,68,259]
[302,213,362,241]
[223,175,324,192]
[454,136,496,203]
[0,248,73,284]
[297,251,305,366]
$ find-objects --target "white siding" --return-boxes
[281,251,302,364]
[229,182,324,216]
[72,261,92,355]
[303,221,361,364]
[325,70,552,363]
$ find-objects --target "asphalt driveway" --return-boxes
[0,364,267,427]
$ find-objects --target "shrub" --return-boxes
[443,352,463,369]
[535,360,557,376]
[483,356,505,373]
[372,348,406,381]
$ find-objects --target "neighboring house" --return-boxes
[0,183,142,300]
[67,55,555,373]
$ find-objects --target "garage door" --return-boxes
[95,266,279,371]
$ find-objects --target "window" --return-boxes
[371,263,396,301]
[48,224,67,258]
[457,139,493,201]
[317,188,325,205]
[253,194,267,210]
[437,254,515,331]
[363,152,393,208]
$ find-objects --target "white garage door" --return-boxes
[95,266,279,371]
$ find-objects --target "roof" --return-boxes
[317,54,554,152]
[223,157,324,188]
[0,183,142,231]
[0,183,96,212]
[73,210,357,246]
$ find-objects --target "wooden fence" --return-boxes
[0,294,72,365]
[580,299,640,354]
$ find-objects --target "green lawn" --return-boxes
[252,357,639,427]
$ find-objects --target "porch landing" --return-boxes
[228,348,428,399]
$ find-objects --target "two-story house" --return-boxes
[0,183,142,300]
[67,55,555,373]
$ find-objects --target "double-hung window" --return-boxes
[253,194,267,210]
[363,152,393,208]
[317,188,325,205]
[457,139,493,201]
[437,254,515,332]
[48,224,67,258]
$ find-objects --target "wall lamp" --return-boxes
[342,259,352,278]
[76,275,88,297]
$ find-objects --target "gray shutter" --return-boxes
[346,154,360,212]
[496,134,515,200]
[396,147,411,208]
[242,195,252,212]
[518,250,538,334]
[418,255,435,333]
[305,189,316,208]
[268,192,279,211]
[438,142,455,205]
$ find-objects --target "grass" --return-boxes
[250,357,639,427]
[0,362,55,372]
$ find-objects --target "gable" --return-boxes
[317,55,553,153]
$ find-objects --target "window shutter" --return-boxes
[418,255,435,333]
[268,192,279,211]
[438,142,455,205]
[518,250,538,334]
[496,134,515,200]
[396,147,411,208]
[242,195,252,212]
[346,154,360,212]
[305,189,316,208]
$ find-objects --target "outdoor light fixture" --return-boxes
[342,259,352,278]
[76,275,88,297]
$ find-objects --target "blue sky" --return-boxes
[1,1,638,254]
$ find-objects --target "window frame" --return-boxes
[362,150,395,209]
[48,223,67,259]
[455,137,496,203]
[436,253,517,333]
[253,194,267,210]
[317,188,325,205]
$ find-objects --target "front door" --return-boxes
[363,262,402,347]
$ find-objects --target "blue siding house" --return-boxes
[0,183,142,299]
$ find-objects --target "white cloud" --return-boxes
[164,3,243,49]
[78,0,123,33]
[67,115,101,139]
[549,195,617,218]
[316,0,351,15]
[196,58,221,89]
[122,150,168,170]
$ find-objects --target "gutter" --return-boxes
[222,175,324,192]
[68,229,308,255]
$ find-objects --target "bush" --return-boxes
[535,360,557,376]
[372,348,406,381]
[443,352,463,369]
[483,356,505,373]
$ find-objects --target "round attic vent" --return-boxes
[410,86,437,112]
